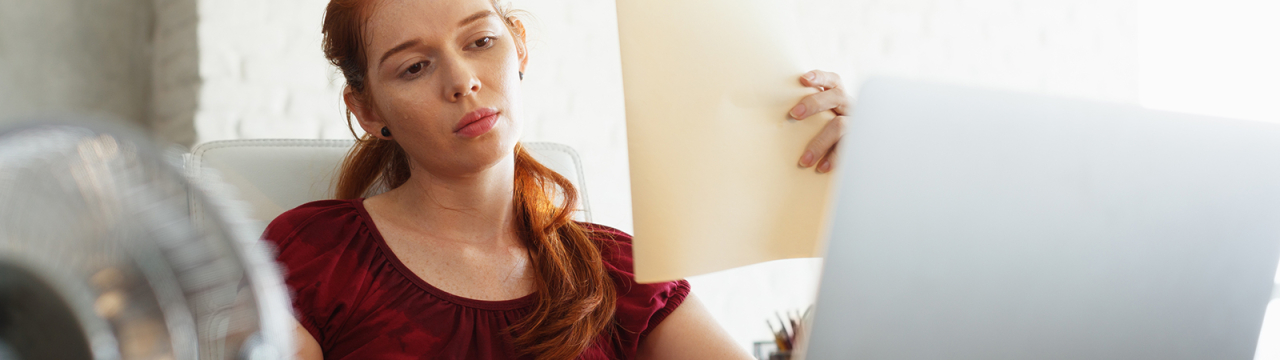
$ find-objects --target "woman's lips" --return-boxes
[454,108,500,138]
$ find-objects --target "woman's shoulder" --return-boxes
[575,220,690,298]
[575,222,692,350]
[262,199,380,348]
[262,199,365,248]
[268,198,359,227]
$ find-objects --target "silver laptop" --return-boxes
[803,79,1280,360]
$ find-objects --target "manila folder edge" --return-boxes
[616,0,836,283]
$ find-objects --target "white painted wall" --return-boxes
[802,0,1138,103]
[1137,0,1280,123]
[189,0,1140,353]
[0,0,155,128]
[153,0,201,146]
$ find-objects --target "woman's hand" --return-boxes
[791,70,854,173]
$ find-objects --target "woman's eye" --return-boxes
[473,37,493,48]
[405,62,426,76]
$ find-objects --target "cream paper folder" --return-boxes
[616,0,837,283]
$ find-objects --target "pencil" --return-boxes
[775,312,793,350]
[767,320,788,351]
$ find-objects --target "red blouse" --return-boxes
[263,199,690,359]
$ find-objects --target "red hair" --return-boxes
[321,1,616,359]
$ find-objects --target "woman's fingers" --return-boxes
[798,115,847,171]
[793,69,853,173]
[790,87,851,119]
[816,141,838,173]
[800,70,844,91]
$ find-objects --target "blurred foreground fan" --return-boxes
[0,122,292,360]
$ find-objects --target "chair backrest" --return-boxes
[186,139,591,235]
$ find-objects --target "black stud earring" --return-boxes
[381,127,391,137]
[519,71,524,80]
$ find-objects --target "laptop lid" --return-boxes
[803,79,1280,360]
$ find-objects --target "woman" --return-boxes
[264,0,853,359]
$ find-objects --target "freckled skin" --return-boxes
[355,0,527,180]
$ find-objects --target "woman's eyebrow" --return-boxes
[379,40,422,67]
[457,10,496,28]
[377,10,497,67]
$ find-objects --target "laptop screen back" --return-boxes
[804,79,1280,360]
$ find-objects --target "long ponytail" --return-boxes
[334,133,409,199]
[509,144,616,359]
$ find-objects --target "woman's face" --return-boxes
[355,0,526,177]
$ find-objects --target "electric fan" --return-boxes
[0,121,292,360]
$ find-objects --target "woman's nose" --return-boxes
[446,62,482,102]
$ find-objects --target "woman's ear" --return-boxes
[511,18,529,73]
[344,87,389,139]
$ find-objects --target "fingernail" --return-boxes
[818,160,831,173]
[800,151,815,167]
[804,72,816,81]
[790,104,806,119]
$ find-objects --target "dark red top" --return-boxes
[263,199,690,359]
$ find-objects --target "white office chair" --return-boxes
[185,139,591,235]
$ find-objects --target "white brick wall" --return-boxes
[193,0,348,143]
[187,0,1139,353]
